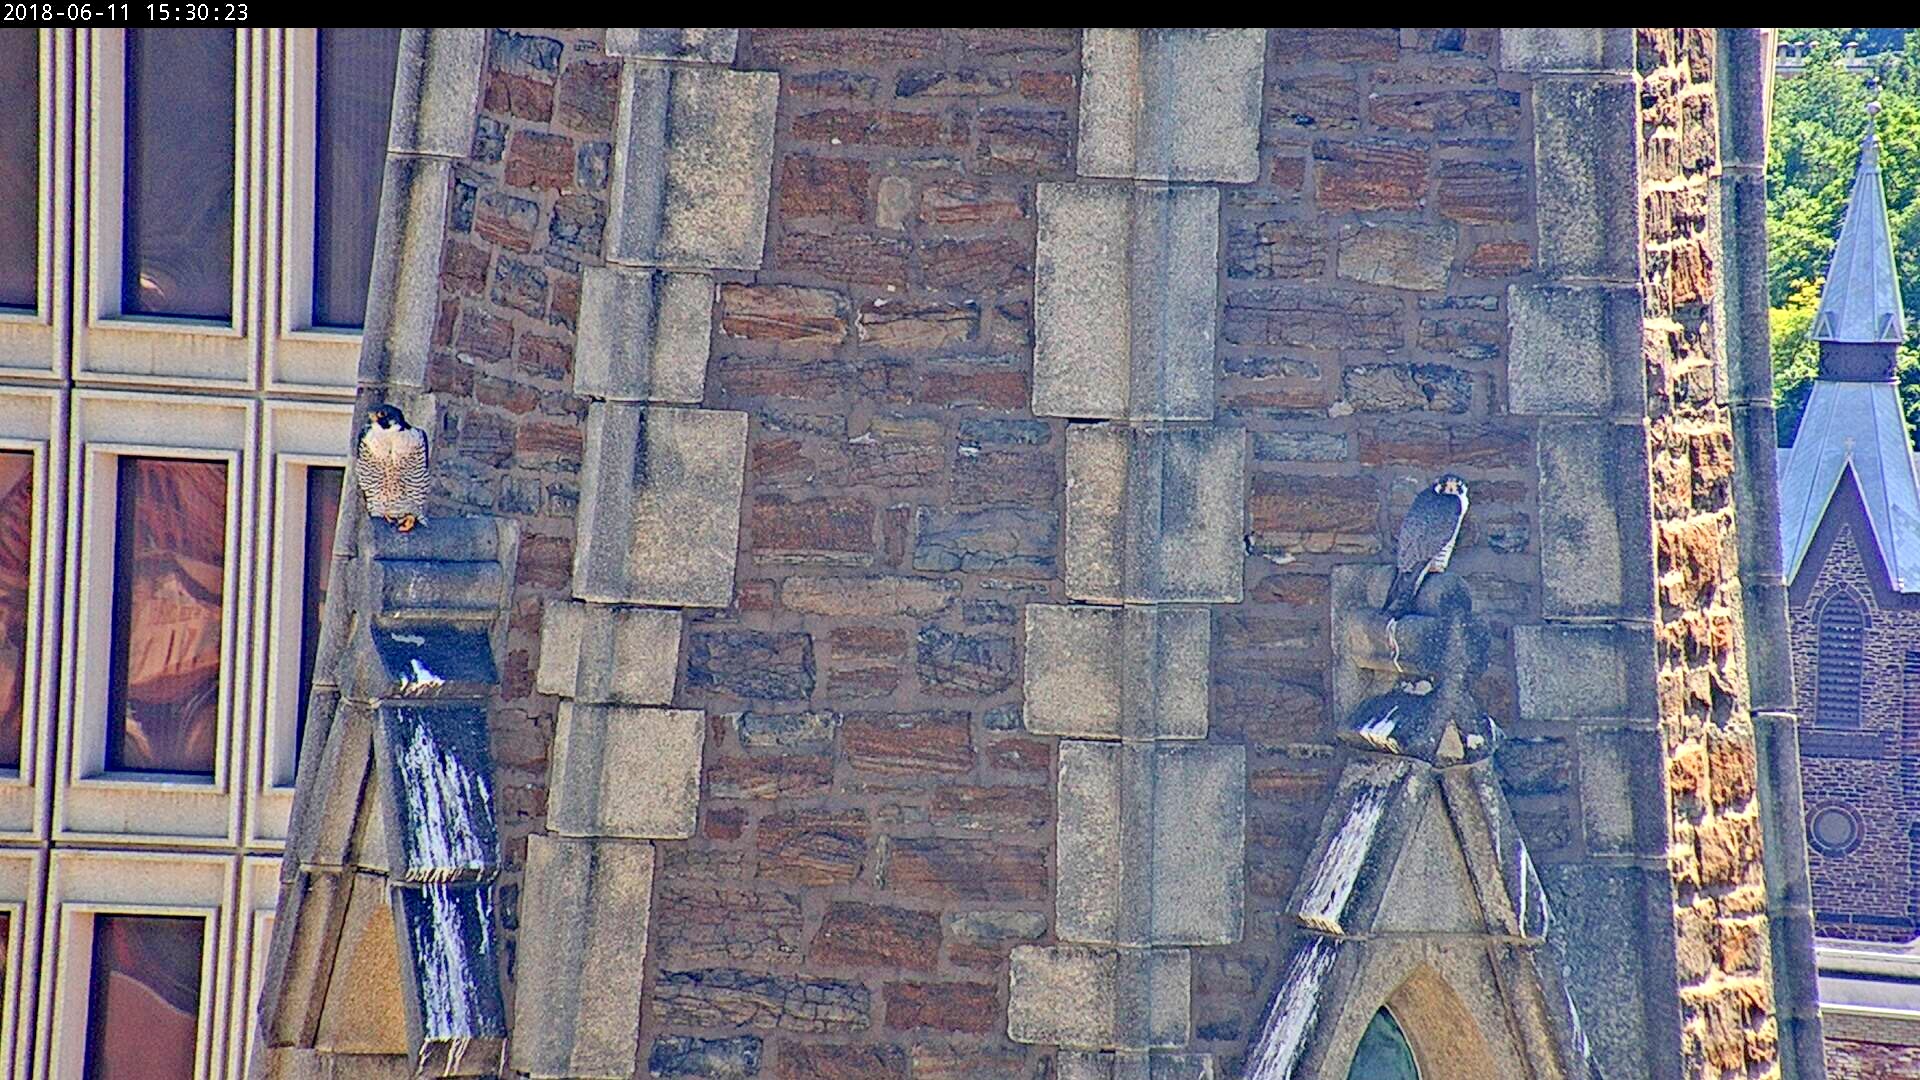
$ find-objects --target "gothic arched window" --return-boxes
[1348,1007,1420,1080]
[1816,592,1866,729]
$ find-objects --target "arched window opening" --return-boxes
[1348,1006,1420,1080]
[1816,592,1866,729]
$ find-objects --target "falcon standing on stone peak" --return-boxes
[357,403,430,533]
[1382,474,1469,617]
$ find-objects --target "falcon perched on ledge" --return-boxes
[1383,474,1469,617]
[357,403,430,533]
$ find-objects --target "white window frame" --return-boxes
[0,851,44,1080]
[0,388,63,839]
[0,29,73,380]
[228,856,278,1080]
[35,849,230,1080]
[73,28,262,388]
[246,400,352,846]
[58,390,254,845]
[264,28,365,395]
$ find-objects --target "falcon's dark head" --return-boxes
[367,403,410,431]
[1434,474,1468,498]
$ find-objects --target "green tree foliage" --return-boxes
[1769,30,1920,445]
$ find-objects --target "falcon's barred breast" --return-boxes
[356,404,431,528]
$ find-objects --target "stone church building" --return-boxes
[1777,101,1920,1075]
[241,25,1828,1080]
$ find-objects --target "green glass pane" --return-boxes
[1348,1007,1419,1080]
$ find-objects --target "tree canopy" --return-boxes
[1769,29,1920,444]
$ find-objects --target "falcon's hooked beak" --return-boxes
[1435,475,1469,498]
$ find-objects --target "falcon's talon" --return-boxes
[396,515,418,533]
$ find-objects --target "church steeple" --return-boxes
[1813,101,1907,379]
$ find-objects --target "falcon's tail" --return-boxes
[1382,568,1425,616]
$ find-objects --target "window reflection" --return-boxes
[312,28,400,328]
[120,29,235,320]
[294,465,342,763]
[1348,1007,1419,1080]
[0,450,30,769]
[0,30,37,310]
[83,914,203,1080]
[106,457,226,775]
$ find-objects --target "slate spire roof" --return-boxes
[1780,104,1920,590]
[1814,106,1906,344]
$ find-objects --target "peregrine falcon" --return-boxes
[1382,474,1469,617]
[356,403,429,533]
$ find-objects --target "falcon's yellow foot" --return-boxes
[396,514,419,533]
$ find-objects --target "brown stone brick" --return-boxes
[776,232,913,287]
[780,155,873,221]
[652,968,871,1033]
[884,981,998,1034]
[920,180,1025,230]
[857,300,980,351]
[442,239,492,294]
[705,754,836,799]
[751,495,876,565]
[1017,70,1076,105]
[951,445,1057,507]
[719,284,850,346]
[653,884,806,968]
[1224,287,1402,350]
[1270,155,1306,193]
[748,28,944,66]
[1463,240,1533,276]
[504,130,574,191]
[757,808,870,886]
[1341,363,1472,414]
[917,364,1029,410]
[812,902,940,970]
[791,108,967,150]
[514,533,572,590]
[921,236,1032,292]
[690,631,817,702]
[516,333,572,380]
[1368,89,1522,135]
[844,711,973,775]
[908,1046,1032,1080]
[929,785,1050,833]
[848,416,946,488]
[985,736,1050,776]
[1271,27,1400,61]
[555,57,620,133]
[515,419,582,460]
[457,308,515,361]
[1249,472,1379,556]
[1314,140,1430,211]
[826,625,910,698]
[885,837,1047,901]
[1266,75,1363,136]
[777,1043,909,1080]
[1436,162,1527,224]
[915,627,1015,695]
[976,108,1072,173]
[704,805,745,841]
[484,70,555,122]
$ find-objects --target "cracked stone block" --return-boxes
[1532,79,1641,282]
[1065,424,1246,604]
[1007,945,1191,1050]
[575,267,713,402]
[606,28,739,63]
[1024,604,1210,740]
[1498,28,1635,73]
[1507,284,1644,416]
[388,29,486,157]
[607,62,778,270]
[1078,28,1265,183]
[549,704,703,839]
[536,600,681,705]
[1535,420,1657,620]
[511,835,657,1078]
[1057,741,1245,946]
[574,404,748,608]
[1034,183,1220,420]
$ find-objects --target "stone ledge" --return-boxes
[536,600,681,705]
[1007,945,1191,1050]
[606,62,778,270]
[1057,1051,1215,1080]
[1078,28,1265,183]
[1065,424,1246,605]
[1507,284,1645,417]
[1034,183,1220,421]
[573,404,748,608]
[606,28,739,64]
[575,267,713,403]
[1024,604,1210,741]
[548,704,704,839]
[510,835,657,1079]
[1057,741,1245,946]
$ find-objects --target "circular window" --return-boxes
[1810,804,1863,857]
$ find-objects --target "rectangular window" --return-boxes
[0,31,36,310]
[294,465,342,757]
[311,28,399,328]
[0,450,30,769]
[82,914,203,1080]
[120,29,235,320]
[106,457,226,776]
